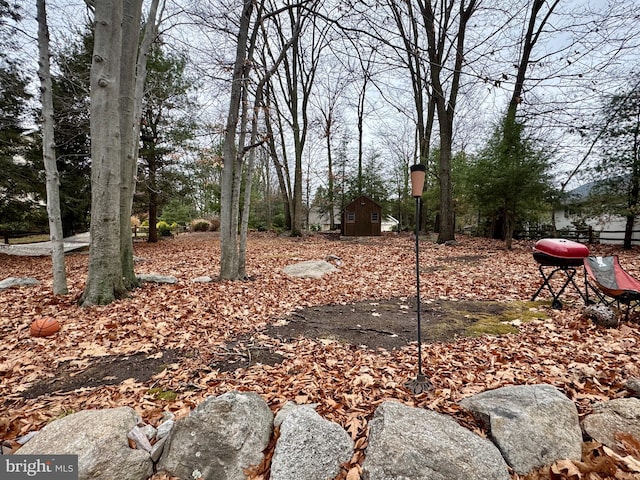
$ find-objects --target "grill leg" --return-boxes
[532,265,583,310]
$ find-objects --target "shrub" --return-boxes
[191,219,211,232]
[156,221,172,236]
[209,217,221,231]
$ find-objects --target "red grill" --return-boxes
[531,238,589,309]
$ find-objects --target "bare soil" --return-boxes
[21,297,510,399]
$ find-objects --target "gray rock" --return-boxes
[17,407,153,480]
[282,260,336,279]
[582,397,640,448]
[271,405,353,480]
[460,384,582,474]
[127,426,153,452]
[156,418,174,439]
[136,274,178,284]
[0,277,40,289]
[274,401,319,428]
[158,391,273,480]
[150,436,167,463]
[139,424,156,440]
[16,431,38,445]
[627,378,640,396]
[362,401,510,480]
[583,304,618,327]
[192,276,213,283]
[161,411,175,422]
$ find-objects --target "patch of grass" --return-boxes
[9,234,50,245]
[54,407,76,420]
[147,387,178,401]
[443,300,549,337]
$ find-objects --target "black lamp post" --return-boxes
[405,163,432,394]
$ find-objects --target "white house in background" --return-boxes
[381,215,400,232]
[307,207,341,231]
[555,181,640,245]
[307,206,399,233]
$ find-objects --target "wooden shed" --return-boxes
[341,195,382,236]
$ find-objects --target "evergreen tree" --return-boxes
[51,26,93,236]
[344,148,391,211]
[137,42,197,242]
[0,5,46,241]
[465,117,552,248]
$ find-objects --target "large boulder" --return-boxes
[157,391,273,480]
[582,398,640,448]
[17,407,153,480]
[270,405,353,480]
[626,378,640,397]
[0,277,40,289]
[460,384,582,474]
[282,260,336,279]
[362,401,510,480]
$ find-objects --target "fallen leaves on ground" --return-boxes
[1,232,640,480]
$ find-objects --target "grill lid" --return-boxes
[533,238,589,260]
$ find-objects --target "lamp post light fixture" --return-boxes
[405,163,432,394]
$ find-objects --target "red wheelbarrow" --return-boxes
[531,238,589,309]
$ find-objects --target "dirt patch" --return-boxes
[21,298,538,399]
[265,297,531,350]
[207,338,286,373]
[22,350,182,399]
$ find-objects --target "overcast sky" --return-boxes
[10,0,640,191]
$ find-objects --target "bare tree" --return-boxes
[36,0,67,295]
[80,0,159,305]
[218,0,315,279]
[264,1,324,237]
[80,0,128,305]
[415,0,479,243]
[218,0,255,280]
[383,0,434,173]
[120,0,163,285]
[311,52,351,229]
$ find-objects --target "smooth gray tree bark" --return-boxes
[80,0,156,305]
[37,0,67,295]
[80,0,127,305]
[119,0,144,289]
[219,0,254,280]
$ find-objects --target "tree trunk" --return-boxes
[80,0,126,306]
[147,151,159,243]
[37,0,67,295]
[624,214,634,250]
[626,112,640,249]
[265,99,292,229]
[505,209,515,250]
[327,134,335,230]
[437,120,455,243]
[290,31,304,238]
[119,0,143,288]
[219,0,253,280]
[420,0,477,244]
[132,0,163,242]
[292,144,304,236]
